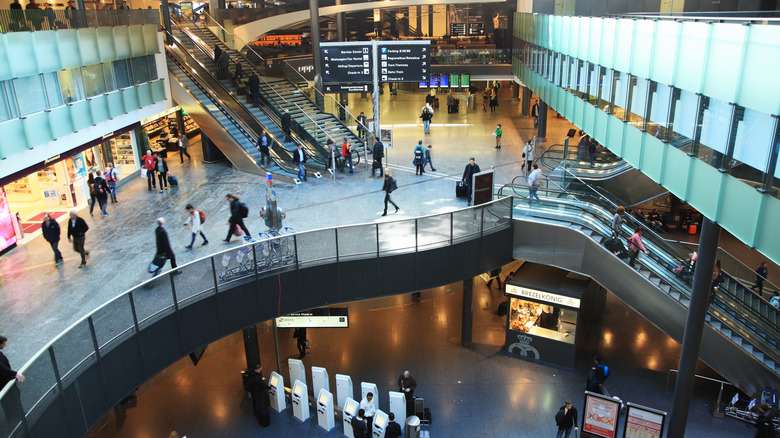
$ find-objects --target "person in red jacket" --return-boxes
[339,141,354,173]
[142,150,157,191]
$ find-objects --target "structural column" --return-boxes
[160,0,172,45]
[461,278,474,348]
[335,0,344,42]
[537,100,548,139]
[521,87,531,116]
[309,0,325,109]
[667,217,721,436]
[243,325,262,370]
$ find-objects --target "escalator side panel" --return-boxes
[513,218,779,396]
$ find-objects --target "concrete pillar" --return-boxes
[161,0,173,45]
[668,218,721,436]
[309,0,325,109]
[537,100,548,139]
[175,109,185,139]
[243,325,262,369]
[461,278,474,348]
[511,82,520,100]
[521,87,531,116]
[335,0,344,42]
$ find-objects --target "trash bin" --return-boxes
[405,415,421,438]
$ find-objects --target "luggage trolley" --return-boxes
[725,389,780,432]
[218,245,256,282]
[413,397,432,437]
[257,227,296,269]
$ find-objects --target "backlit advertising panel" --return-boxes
[583,392,621,438]
[0,187,18,254]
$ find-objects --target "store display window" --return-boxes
[507,294,577,344]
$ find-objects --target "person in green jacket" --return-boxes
[494,124,502,149]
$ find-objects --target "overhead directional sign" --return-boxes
[450,23,466,37]
[377,42,431,83]
[321,44,372,84]
[324,83,374,94]
[276,308,349,328]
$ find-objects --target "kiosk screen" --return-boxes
[375,415,386,428]
[507,298,576,344]
[270,375,279,386]
[319,393,329,405]
[294,385,303,396]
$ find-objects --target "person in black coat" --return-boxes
[292,144,307,182]
[0,335,25,422]
[555,400,578,438]
[0,336,25,388]
[293,327,307,358]
[67,210,89,268]
[755,404,776,438]
[214,44,222,64]
[217,51,230,79]
[352,409,368,438]
[41,213,63,263]
[257,129,271,166]
[462,158,481,206]
[248,73,260,107]
[232,60,243,86]
[245,365,271,427]
[280,109,292,142]
[93,170,110,215]
[224,194,251,243]
[385,412,403,438]
[398,371,417,415]
[372,139,384,177]
[155,218,179,273]
[382,170,399,217]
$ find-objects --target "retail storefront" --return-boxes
[141,106,200,158]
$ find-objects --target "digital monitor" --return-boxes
[460,73,470,88]
[344,400,358,415]
[440,74,449,88]
[449,74,460,88]
[294,384,303,396]
[374,415,387,428]
[419,81,428,88]
[319,392,329,405]
[429,74,439,88]
[270,375,279,386]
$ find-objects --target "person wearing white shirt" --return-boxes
[359,392,376,431]
[183,204,209,249]
[523,140,535,173]
[528,164,542,203]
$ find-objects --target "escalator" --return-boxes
[166,29,322,180]
[497,182,780,396]
[538,147,668,206]
[177,24,366,163]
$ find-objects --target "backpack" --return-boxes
[239,202,249,218]
[197,210,206,224]
[93,179,104,195]
[597,363,609,380]
[555,408,565,426]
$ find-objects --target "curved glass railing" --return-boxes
[0,199,513,436]
[496,183,780,365]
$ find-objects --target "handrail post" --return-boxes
[713,381,725,418]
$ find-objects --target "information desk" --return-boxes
[504,263,594,367]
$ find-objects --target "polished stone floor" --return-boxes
[87,270,751,437]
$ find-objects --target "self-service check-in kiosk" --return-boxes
[316,388,335,432]
[312,366,330,399]
[336,374,353,409]
[343,397,359,438]
[388,391,407,425]
[269,371,286,413]
[361,382,379,410]
[292,379,310,422]
[372,409,389,438]
[289,358,307,389]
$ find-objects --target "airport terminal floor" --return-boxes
[0,87,768,437]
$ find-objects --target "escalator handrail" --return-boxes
[166,34,304,175]
[172,24,335,165]
[178,21,341,156]
[496,183,780,353]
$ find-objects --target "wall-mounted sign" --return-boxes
[583,392,621,438]
[450,23,466,37]
[276,308,349,328]
[321,45,373,84]
[505,285,581,308]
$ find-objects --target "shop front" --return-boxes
[504,263,600,367]
[141,106,200,158]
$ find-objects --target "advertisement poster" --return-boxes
[583,393,620,438]
[0,187,18,253]
[625,404,665,438]
[73,154,87,180]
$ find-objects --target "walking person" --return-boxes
[486,266,502,290]
[482,88,489,112]
[155,155,169,193]
[293,144,308,181]
[41,213,63,264]
[293,327,307,358]
[413,141,425,175]
[523,140,535,173]
[183,204,208,249]
[232,60,243,87]
[423,144,436,172]
[382,170,399,217]
[155,218,180,274]
[528,163,542,204]
[611,206,625,238]
[245,365,271,427]
[67,210,89,268]
[398,371,417,416]
[356,111,368,141]
[462,157,481,206]
[587,138,597,167]
[92,170,110,216]
[446,89,455,114]
[248,72,260,107]
[339,141,354,173]
[755,404,776,438]
[213,44,222,64]
[555,400,579,438]
[216,50,230,79]
[223,194,251,243]
[531,100,540,129]
[178,135,191,163]
[586,356,609,394]
[0,335,26,422]
[420,104,433,134]
[143,150,157,191]
[751,262,769,296]
[87,172,99,216]
[257,130,271,166]
[494,124,502,149]
[627,227,649,269]
[104,164,119,203]
[281,109,292,142]
[489,88,498,113]
[372,138,384,177]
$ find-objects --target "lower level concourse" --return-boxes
[88,273,749,437]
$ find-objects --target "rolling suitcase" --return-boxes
[604,237,628,259]
[167,174,179,186]
[433,97,439,109]
[414,397,425,420]
[453,98,460,113]
[456,181,468,198]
